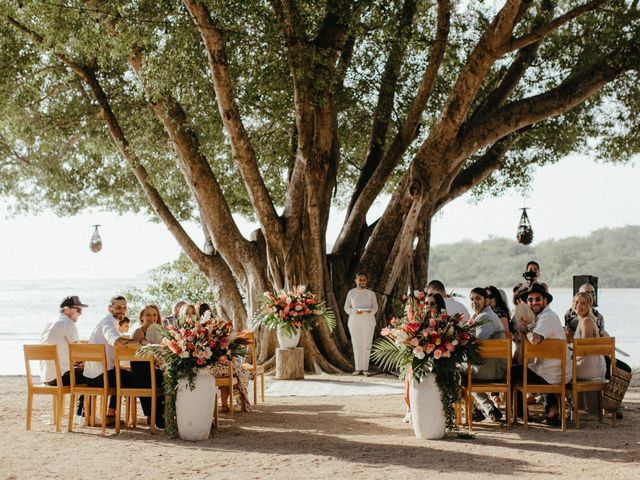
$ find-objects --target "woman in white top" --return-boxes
[130,305,163,342]
[572,292,606,381]
[344,273,378,376]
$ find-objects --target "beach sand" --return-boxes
[1,374,638,479]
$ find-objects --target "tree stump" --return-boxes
[275,347,304,380]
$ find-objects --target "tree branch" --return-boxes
[457,47,636,161]
[504,0,607,54]
[333,0,451,255]
[182,0,284,248]
[345,0,418,216]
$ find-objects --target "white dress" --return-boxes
[574,321,606,381]
[344,288,378,372]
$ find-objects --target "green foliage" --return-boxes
[1,1,638,219]
[428,226,640,288]
[125,253,212,316]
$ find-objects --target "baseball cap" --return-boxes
[60,296,89,308]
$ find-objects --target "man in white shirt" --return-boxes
[40,295,88,416]
[84,296,143,425]
[511,283,571,426]
[426,280,470,322]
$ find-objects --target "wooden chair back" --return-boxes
[114,345,161,433]
[571,336,616,429]
[68,343,113,434]
[240,330,266,404]
[466,334,512,430]
[517,338,568,431]
[23,344,69,431]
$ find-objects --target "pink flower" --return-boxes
[390,317,398,326]
[410,338,420,347]
[425,344,435,354]
[196,358,206,366]
[218,355,228,365]
[433,348,442,359]
[381,327,392,336]
[406,304,415,322]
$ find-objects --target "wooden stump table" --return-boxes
[275,347,304,380]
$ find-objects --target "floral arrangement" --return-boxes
[255,285,336,335]
[138,311,247,437]
[372,293,482,432]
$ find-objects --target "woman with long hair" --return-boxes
[571,292,606,380]
[485,285,510,333]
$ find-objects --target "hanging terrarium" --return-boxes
[516,208,533,245]
[89,225,103,253]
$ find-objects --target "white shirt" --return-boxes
[83,314,122,379]
[444,297,470,322]
[528,305,572,383]
[344,288,378,317]
[39,314,79,383]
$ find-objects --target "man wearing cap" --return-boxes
[511,283,571,426]
[83,295,164,428]
[40,296,88,417]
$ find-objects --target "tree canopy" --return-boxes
[1,1,639,370]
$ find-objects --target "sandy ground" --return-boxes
[1,374,639,480]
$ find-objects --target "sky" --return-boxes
[0,153,638,280]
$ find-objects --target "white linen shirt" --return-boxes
[83,314,122,379]
[39,314,80,383]
[444,297,470,322]
[528,305,572,384]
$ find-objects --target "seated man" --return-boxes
[465,288,506,422]
[427,279,470,321]
[40,295,88,418]
[84,295,164,428]
[511,284,572,426]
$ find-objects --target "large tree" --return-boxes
[1,1,639,371]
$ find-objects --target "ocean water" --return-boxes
[1,280,638,375]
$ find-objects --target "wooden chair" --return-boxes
[68,343,115,434]
[513,338,568,432]
[571,337,616,429]
[242,331,265,404]
[465,334,512,431]
[23,345,70,432]
[114,345,163,433]
[215,362,241,419]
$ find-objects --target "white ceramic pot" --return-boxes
[175,369,218,441]
[277,326,301,348]
[409,374,446,440]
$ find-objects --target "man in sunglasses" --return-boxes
[511,283,572,426]
[40,295,88,418]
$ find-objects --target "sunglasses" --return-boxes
[527,296,544,303]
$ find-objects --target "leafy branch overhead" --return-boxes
[1,1,638,370]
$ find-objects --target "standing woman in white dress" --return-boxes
[344,273,378,376]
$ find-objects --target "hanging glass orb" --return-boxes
[516,208,533,245]
[90,225,103,253]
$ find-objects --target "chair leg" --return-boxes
[26,392,33,431]
[101,394,107,435]
[522,391,528,430]
[68,393,75,432]
[574,391,580,430]
[560,393,566,432]
[115,394,122,434]
[261,373,265,402]
[55,393,64,432]
[253,374,258,405]
[213,392,219,429]
[132,398,138,428]
[52,396,57,429]
[505,389,511,429]
[150,396,156,434]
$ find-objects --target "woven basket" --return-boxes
[603,366,632,411]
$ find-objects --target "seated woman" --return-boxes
[178,303,197,320]
[485,285,510,333]
[571,292,606,380]
[402,292,446,423]
[129,304,165,429]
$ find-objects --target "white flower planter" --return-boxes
[175,370,218,441]
[409,375,446,440]
[277,326,301,349]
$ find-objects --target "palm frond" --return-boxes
[371,337,412,375]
